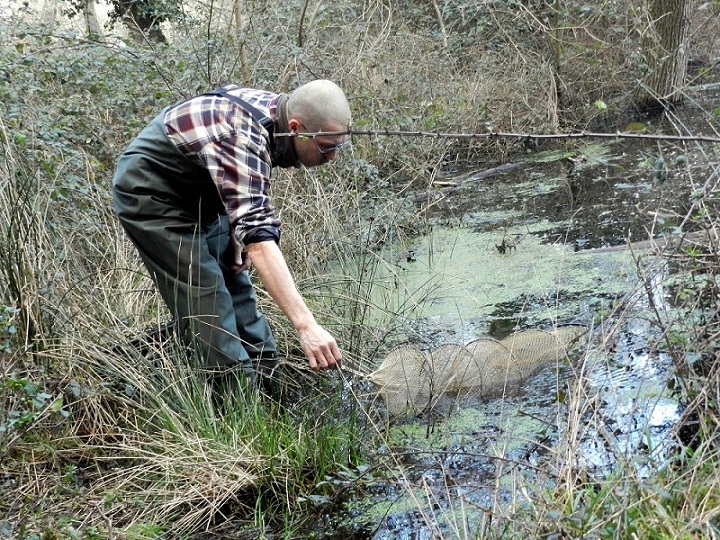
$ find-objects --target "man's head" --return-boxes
[287,80,351,167]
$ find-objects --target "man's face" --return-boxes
[290,120,349,168]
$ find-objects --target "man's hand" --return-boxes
[233,249,251,274]
[297,323,343,371]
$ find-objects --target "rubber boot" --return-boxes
[209,364,256,414]
[251,355,282,403]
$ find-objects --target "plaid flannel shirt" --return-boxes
[163,87,282,250]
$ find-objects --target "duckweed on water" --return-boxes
[387,404,550,456]
[369,224,640,326]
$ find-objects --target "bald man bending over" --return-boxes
[112,80,351,399]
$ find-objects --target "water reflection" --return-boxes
[572,318,680,479]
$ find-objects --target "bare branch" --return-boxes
[275,129,720,144]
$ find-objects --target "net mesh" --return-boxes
[369,325,586,416]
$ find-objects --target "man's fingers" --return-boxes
[232,251,250,274]
[329,343,342,369]
[307,348,342,371]
[232,263,249,275]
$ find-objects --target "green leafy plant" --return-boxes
[0,375,70,462]
[0,306,18,354]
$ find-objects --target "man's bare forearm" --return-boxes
[242,240,341,370]
[243,241,314,330]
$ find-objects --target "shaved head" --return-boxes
[287,80,351,132]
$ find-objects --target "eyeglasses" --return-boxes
[296,125,350,155]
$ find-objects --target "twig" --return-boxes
[96,501,114,540]
[431,0,448,49]
[275,129,720,144]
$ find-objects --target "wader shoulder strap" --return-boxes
[203,89,275,135]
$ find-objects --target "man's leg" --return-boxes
[110,122,257,399]
[204,216,280,398]
[116,209,256,388]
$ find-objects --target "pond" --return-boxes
[323,130,711,538]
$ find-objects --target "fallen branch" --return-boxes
[418,161,525,202]
[589,230,710,254]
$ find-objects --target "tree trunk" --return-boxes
[114,0,168,44]
[40,0,60,30]
[83,0,105,41]
[233,0,250,85]
[637,0,691,112]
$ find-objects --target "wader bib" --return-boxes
[112,101,277,386]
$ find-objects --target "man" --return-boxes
[112,79,351,396]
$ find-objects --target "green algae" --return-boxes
[368,223,640,326]
[348,401,558,532]
[387,401,555,457]
[346,484,489,534]
[388,407,489,451]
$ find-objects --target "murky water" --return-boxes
[327,135,707,538]
[573,318,680,479]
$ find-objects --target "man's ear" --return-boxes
[287,118,301,132]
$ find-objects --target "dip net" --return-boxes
[369,325,586,416]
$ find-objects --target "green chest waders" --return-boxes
[112,97,278,395]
